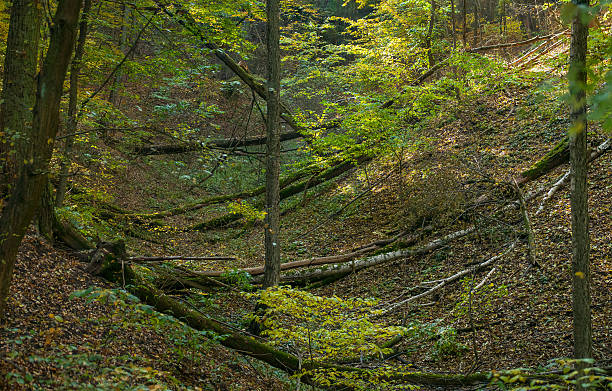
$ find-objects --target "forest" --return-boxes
[0,0,611,389]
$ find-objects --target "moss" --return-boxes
[521,136,569,181]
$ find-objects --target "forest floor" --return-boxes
[2,63,612,389]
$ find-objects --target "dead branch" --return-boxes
[269,227,476,285]
[380,241,516,315]
[508,30,567,66]
[513,178,537,267]
[517,39,566,70]
[134,130,304,155]
[468,30,568,53]
[197,230,412,278]
[536,171,570,215]
[130,255,238,262]
[472,267,497,292]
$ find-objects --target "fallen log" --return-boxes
[534,138,611,215]
[129,255,237,262]
[517,136,569,184]
[380,241,516,315]
[130,163,322,220]
[265,227,476,285]
[467,30,567,52]
[514,179,537,267]
[134,130,304,156]
[193,227,431,279]
[188,156,371,231]
[87,243,493,388]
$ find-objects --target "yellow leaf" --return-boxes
[575,271,585,279]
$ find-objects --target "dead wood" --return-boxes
[88,245,493,388]
[380,241,516,315]
[467,30,567,52]
[535,138,611,215]
[134,130,305,156]
[268,227,476,285]
[514,179,537,267]
[130,255,238,262]
[188,156,371,231]
[129,163,322,220]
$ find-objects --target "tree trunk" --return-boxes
[109,4,130,106]
[56,0,93,208]
[462,0,467,46]
[0,0,82,321]
[472,0,480,46]
[426,0,437,67]
[0,0,40,197]
[0,0,41,320]
[450,0,456,50]
[188,157,369,231]
[263,0,281,288]
[567,0,592,387]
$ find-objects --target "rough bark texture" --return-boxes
[0,0,42,320]
[0,0,40,192]
[246,227,474,285]
[56,0,92,207]
[518,136,569,184]
[134,130,305,155]
[0,0,82,320]
[263,0,282,288]
[568,0,592,385]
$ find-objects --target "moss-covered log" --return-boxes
[88,244,590,390]
[132,164,322,220]
[188,157,371,231]
[134,130,305,156]
[517,136,569,184]
[270,227,475,285]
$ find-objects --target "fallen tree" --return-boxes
[188,155,372,231]
[467,30,568,53]
[267,227,475,284]
[83,242,593,389]
[380,241,517,315]
[84,242,494,389]
[130,163,323,220]
[187,229,421,278]
[134,130,305,156]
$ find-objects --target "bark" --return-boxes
[513,179,537,267]
[269,227,475,285]
[450,0,456,50]
[467,31,567,52]
[108,4,131,106]
[0,0,40,195]
[87,245,493,389]
[536,138,611,215]
[132,163,321,220]
[129,255,237,262]
[568,0,592,386]
[381,242,516,315]
[517,136,569,184]
[56,0,92,207]
[196,231,414,278]
[462,0,467,46]
[134,130,305,155]
[426,0,437,67]
[188,157,370,231]
[0,0,82,321]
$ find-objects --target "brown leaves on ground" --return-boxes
[0,234,286,390]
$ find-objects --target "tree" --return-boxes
[567,0,592,386]
[56,0,93,208]
[0,0,82,320]
[262,0,282,288]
